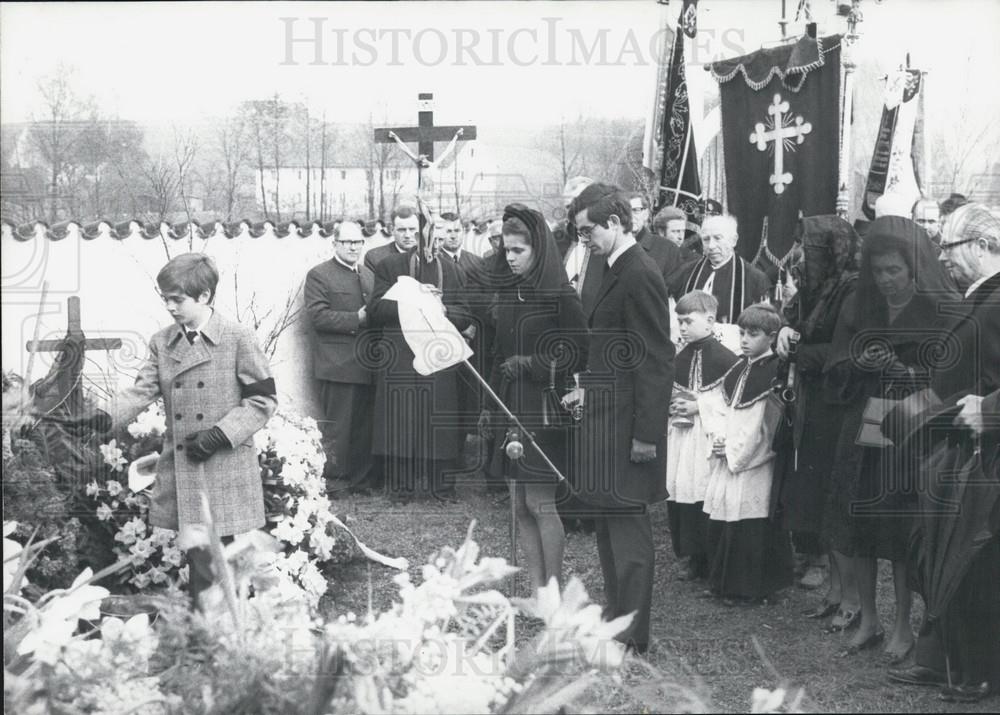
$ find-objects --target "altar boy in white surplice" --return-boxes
[665,291,739,581]
[701,303,793,604]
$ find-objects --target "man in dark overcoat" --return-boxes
[563,183,675,653]
[368,208,472,502]
[304,221,377,494]
[896,203,1000,702]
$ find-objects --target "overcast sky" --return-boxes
[3,0,998,130]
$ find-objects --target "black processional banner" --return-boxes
[654,0,703,229]
[710,34,842,268]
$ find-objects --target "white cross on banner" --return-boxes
[749,93,813,195]
[383,276,473,376]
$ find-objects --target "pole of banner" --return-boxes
[461,359,568,484]
[836,0,863,219]
[922,69,932,197]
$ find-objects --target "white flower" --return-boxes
[106,480,123,497]
[161,545,184,567]
[85,481,100,497]
[126,403,167,438]
[150,527,177,546]
[129,538,155,565]
[99,440,127,472]
[113,517,147,546]
[272,518,305,546]
[96,503,114,521]
[18,568,110,664]
[752,687,788,713]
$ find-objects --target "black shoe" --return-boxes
[802,599,840,619]
[837,630,884,658]
[623,639,648,656]
[433,488,459,504]
[887,664,947,687]
[939,682,992,703]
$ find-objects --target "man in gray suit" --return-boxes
[305,221,377,495]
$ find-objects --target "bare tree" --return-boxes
[269,94,291,222]
[232,273,304,360]
[139,154,179,223]
[172,127,199,234]
[319,113,329,222]
[241,100,273,220]
[27,65,92,221]
[214,115,251,221]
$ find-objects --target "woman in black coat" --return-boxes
[480,204,588,594]
[823,217,959,658]
[774,216,860,612]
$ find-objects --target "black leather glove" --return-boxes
[500,355,533,381]
[184,426,231,463]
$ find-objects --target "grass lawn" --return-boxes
[323,473,995,713]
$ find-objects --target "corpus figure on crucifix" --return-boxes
[374,93,477,192]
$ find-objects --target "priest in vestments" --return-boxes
[678,215,772,323]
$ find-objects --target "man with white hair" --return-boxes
[889,202,1000,702]
[678,214,772,323]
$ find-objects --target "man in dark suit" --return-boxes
[676,214,772,323]
[562,183,675,654]
[629,192,689,299]
[436,211,489,481]
[364,206,420,272]
[653,205,702,295]
[304,222,377,495]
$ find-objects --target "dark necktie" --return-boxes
[185,330,199,345]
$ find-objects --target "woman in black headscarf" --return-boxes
[774,216,861,616]
[823,216,959,658]
[479,203,588,594]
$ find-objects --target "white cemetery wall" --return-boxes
[1,224,340,419]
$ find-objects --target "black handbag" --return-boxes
[541,359,577,428]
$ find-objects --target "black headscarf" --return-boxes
[852,216,957,333]
[825,216,960,375]
[481,203,569,294]
[785,215,860,342]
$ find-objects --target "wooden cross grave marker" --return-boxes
[374,93,477,190]
[25,296,122,414]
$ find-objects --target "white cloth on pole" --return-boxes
[383,276,473,376]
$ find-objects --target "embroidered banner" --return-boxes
[710,34,842,269]
[861,68,923,219]
[650,0,703,229]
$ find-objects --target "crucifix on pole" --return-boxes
[25,296,122,415]
[374,93,477,197]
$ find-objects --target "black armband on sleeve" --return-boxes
[241,378,277,399]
